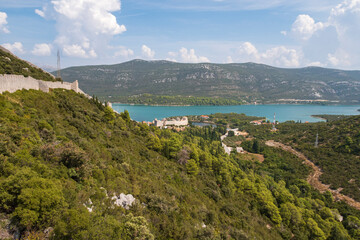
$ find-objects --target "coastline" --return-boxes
[110,102,357,107]
[311,115,327,121]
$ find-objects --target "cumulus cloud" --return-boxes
[142,45,155,59]
[168,51,178,57]
[178,48,210,63]
[32,43,52,56]
[1,42,25,54]
[238,42,259,61]
[261,46,300,67]
[37,0,126,58]
[0,12,9,33]
[327,54,340,66]
[226,56,234,63]
[291,14,325,41]
[286,0,360,68]
[114,46,134,58]
[63,44,97,58]
[166,48,209,63]
[235,42,301,67]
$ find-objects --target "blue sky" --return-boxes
[1,0,360,70]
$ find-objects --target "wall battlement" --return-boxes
[0,74,85,95]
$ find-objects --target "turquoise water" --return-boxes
[112,104,360,123]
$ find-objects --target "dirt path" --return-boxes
[265,140,360,211]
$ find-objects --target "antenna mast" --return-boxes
[315,132,319,148]
[57,49,61,79]
[272,113,276,131]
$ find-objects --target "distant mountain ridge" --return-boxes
[58,60,360,103]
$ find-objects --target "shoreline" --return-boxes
[110,102,360,107]
[311,115,327,121]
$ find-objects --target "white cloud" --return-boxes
[226,56,234,63]
[51,0,126,35]
[280,31,287,36]
[178,47,210,63]
[32,43,52,56]
[35,8,45,18]
[261,46,300,67]
[0,12,10,33]
[168,51,178,57]
[238,42,259,60]
[142,45,155,59]
[114,46,134,58]
[235,42,301,67]
[1,42,25,54]
[291,14,325,41]
[165,48,210,63]
[63,44,96,58]
[38,0,126,58]
[285,0,360,68]
[327,53,340,66]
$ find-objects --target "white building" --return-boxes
[154,117,188,128]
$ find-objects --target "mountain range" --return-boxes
[58,60,360,103]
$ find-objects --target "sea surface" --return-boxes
[111,104,360,123]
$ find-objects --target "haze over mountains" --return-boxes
[59,60,360,104]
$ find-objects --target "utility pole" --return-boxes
[315,132,319,148]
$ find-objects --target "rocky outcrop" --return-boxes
[112,193,135,210]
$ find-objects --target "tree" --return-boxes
[186,159,199,175]
[168,135,182,159]
[147,134,162,152]
[103,106,115,124]
[252,139,260,153]
[121,110,131,123]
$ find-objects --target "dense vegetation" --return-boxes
[0,48,58,82]
[0,90,360,239]
[312,114,353,122]
[202,112,266,126]
[58,59,360,104]
[111,94,245,106]
[215,113,360,202]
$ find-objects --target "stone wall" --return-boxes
[0,74,85,95]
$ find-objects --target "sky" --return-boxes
[1,0,360,70]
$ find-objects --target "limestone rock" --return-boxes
[112,193,135,209]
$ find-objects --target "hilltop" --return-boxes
[58,59,360,104]
[0,46,57,82]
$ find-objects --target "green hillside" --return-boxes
[0,90,360,239]
[58,60,360,104]
[221,113,360,202]
[0,47,57,82]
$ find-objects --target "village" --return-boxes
[140,114,275,158]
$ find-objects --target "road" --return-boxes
[265,140,360,211]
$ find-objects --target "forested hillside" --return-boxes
[0,47,57,82]
[58,59,360,104]
[217,113,360,203]
[0,90,360,239]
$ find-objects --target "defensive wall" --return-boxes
[0,74,85,95]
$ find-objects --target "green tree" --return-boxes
[186,159,199,175]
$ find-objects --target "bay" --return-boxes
[111,104,360,123]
